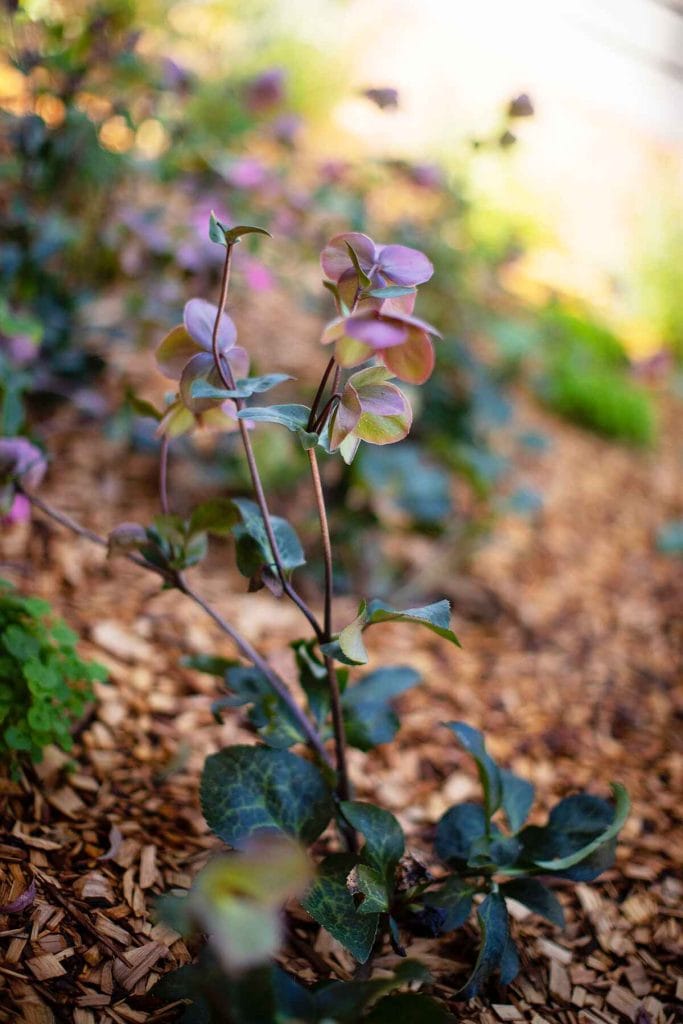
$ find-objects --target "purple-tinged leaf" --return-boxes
[377,244,433,286]
[180,353,225,412]
[346,316,407,350]
[155,325,202,379]
[382,330,435,384]
[320,232,375,283]
[184,298,237,353]
[330,383,361,450]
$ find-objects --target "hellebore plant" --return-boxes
[8,220,629,1020]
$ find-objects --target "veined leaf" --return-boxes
[302,854,379,963]
[459,892,509,999]
[323,599,460,666]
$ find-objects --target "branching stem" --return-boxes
[20,488,332,768]
[210,245,324,642]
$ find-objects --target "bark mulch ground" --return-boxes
[0,393,681,1024]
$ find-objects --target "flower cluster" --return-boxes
[320,232,439,386]
[155,299,248,437]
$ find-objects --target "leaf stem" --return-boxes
[20,488,332,768]
[159,436,170,515]
[210,245,324,642]
[307,447,353,816]
[307,356,336,431]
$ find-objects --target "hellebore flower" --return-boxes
[321,232,433,291]
[155,299,248,438]
[0,437,47,490]
[321,308,440,385]
[329,366,413,464]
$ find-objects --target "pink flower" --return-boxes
[243,258,275,292]
[224,158,270,191]
[1,493,31,526]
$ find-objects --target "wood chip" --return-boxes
[26,953,66,980]
[138,845,157,889]
[112,942,165,991]
[549,960,571,1002]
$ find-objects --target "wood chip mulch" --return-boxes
[0,391,681,1023]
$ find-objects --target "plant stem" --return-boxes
[312,393,341,435]
[20,488,332,768]
[210,245,324,642]
[308,447,353,811]
[307,356,336,431]
[159,436,170,515]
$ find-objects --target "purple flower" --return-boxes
[154,300,248,438]
[362,87,399,110]
[271,113,301,146]
[329,366,413,463]
[0,437,47,490]
[244,68,286,113]
[1,493,31,526]
[321,308,440,385]
[321,232,433,290]
[224,158,270,191]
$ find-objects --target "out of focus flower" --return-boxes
[271,113,301,146]
[322,307,439,384]
[329,365,413,463]
[160,57,193,93]
[224,157,270,191]
[318,159,349,185]
[508,93,534,118]
[407,163,443,189]
[243,258,275,292]
[0,334,39,366]
[1,493,30,526]
[244,68,286,113]
[362,87,399,110]
[0,437,47,489]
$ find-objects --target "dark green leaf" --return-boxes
[302,854,379,963]
[271,966,317,1021]
[236,404,311,432]
[445,722,502,821]
[292,639,330,727]
[315,961,431,1022]
[340,801,404,874]
[499,936,521,986]
[348,863,390,913]
[126,390,162,421]
[232,498,305,575]
[180,654,238,676]
[209,213,271,247]
[535,784,629,872]
[459,892,509,1000]
[200,745,333,847]
[341,665,420,750]
[223,665,307,748]
[467,832,521,870]
[501,768,535,833]
[424,877,475,932]
[500,878,565,928]
[365,992,457,1023]
[324,599,459,666]
[189,499,240,537]
[435,803,491,867]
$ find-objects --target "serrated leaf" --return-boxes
[341,665,420,751]
[236,404,311,432]
[302,854,379,963]
[188,499,240,537]
[340,801,404,874]
[501,768,535,833]
[445,722,502,821]
[200,745,333,847]
[500,878,565,928]
[459,892,509,999]
[323,599,459,666]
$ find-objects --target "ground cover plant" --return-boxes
[2,220,630,1020]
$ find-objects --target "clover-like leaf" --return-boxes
[324,599,459,666]
[341,665,420,750]
[341,801,404,875]
[302,854,379,963]
[500,878,565,928]
[200,745,334,847]
[445,722,502,822]
[459,892,510,1000]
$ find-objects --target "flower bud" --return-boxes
[0,437,47,490]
